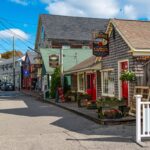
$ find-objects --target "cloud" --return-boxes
[10,0,28,6]
[40,0,150,20]
[123,5,137,19]
[0,28,29,40]
[41,0,119,18]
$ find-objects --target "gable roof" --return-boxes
[65,56,101,74]
[0,57,20,65]
[26,51,38,64]
[112,19,150,50]
[39,14,109,41]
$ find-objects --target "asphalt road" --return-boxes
[0,91,149,150]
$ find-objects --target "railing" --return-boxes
[135,95,150,143]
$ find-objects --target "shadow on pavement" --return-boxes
[0,91,135,142]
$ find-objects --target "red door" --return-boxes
[86,73,96,102]
[121,61,128,104]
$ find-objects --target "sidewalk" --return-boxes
[21,90,135,125]
[21,89,43,100]
[46,99,135,125]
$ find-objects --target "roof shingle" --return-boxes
[40,14,109,41]
[112,19,150,49]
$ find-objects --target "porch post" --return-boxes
[135,95,142,143]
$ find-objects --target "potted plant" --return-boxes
[96,97,128,119]
[77,92,91,107]
[120,70,136,82]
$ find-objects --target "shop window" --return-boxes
[102,70,114,96]
[78,73,85,91]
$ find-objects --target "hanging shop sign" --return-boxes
[49,54,59,68]
[92,31,109,57]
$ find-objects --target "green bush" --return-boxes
[51,67,61,98]
[120,70,136,82]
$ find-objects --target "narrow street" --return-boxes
[0,91,147,150]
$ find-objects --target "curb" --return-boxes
[46,99,135,125]
[21,91,135,125]
[47,100,101,124]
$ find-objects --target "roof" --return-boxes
[40,48,93,74]
[112,19,150,50]
[0,57,20,65]
[65,56,101,74]
[26,51,38,64]
[39,14,109,41]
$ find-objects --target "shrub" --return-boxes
[50,67,61,98]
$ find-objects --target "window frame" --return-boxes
[77,72,85,92]
[101,69,115,97]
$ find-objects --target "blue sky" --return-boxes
[0,0,47,53]
[0,0,149,54]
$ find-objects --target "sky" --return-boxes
[0,0,149,54]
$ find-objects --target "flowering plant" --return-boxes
[120,70,136,82]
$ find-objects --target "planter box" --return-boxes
[96,100,129,119]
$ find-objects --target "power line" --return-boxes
[0,43,10,52]
[0,37,27,51]
[0,21,31,48]
[0,19,34,46]
[0,17,37,26]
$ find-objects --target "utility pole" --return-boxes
[13,36,15,90]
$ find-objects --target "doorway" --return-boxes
[119,60,129,105]
[86,73,96,102]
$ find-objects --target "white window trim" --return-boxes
[101,69,115,97]
[118,59,129,103]
[77,72,85,92]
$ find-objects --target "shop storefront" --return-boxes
[99,19,150,107]
[65,56,101,102]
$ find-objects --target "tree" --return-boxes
[50,67,61,98]
[1,50,23,59]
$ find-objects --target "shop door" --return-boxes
[120,61,128,104]
[86,73,96,102]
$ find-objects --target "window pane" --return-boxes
[103,71,114,95]
[79,74,84,91]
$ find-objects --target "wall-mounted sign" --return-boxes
[92,31,109,57]
[49,54,59,68]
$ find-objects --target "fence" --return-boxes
[135,95,150,143]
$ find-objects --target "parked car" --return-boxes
[0,82,4,90]
[6,83,14,91]
[1,83,6,91]
[1,83,14,91]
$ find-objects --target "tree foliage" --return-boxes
[1,50,23,59]
[51,67,61,98]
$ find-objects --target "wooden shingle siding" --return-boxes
[101,28,136,101]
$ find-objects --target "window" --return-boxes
[78,73,85,91]
[102,70,114,96]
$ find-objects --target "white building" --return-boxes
[0,56,25,89]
